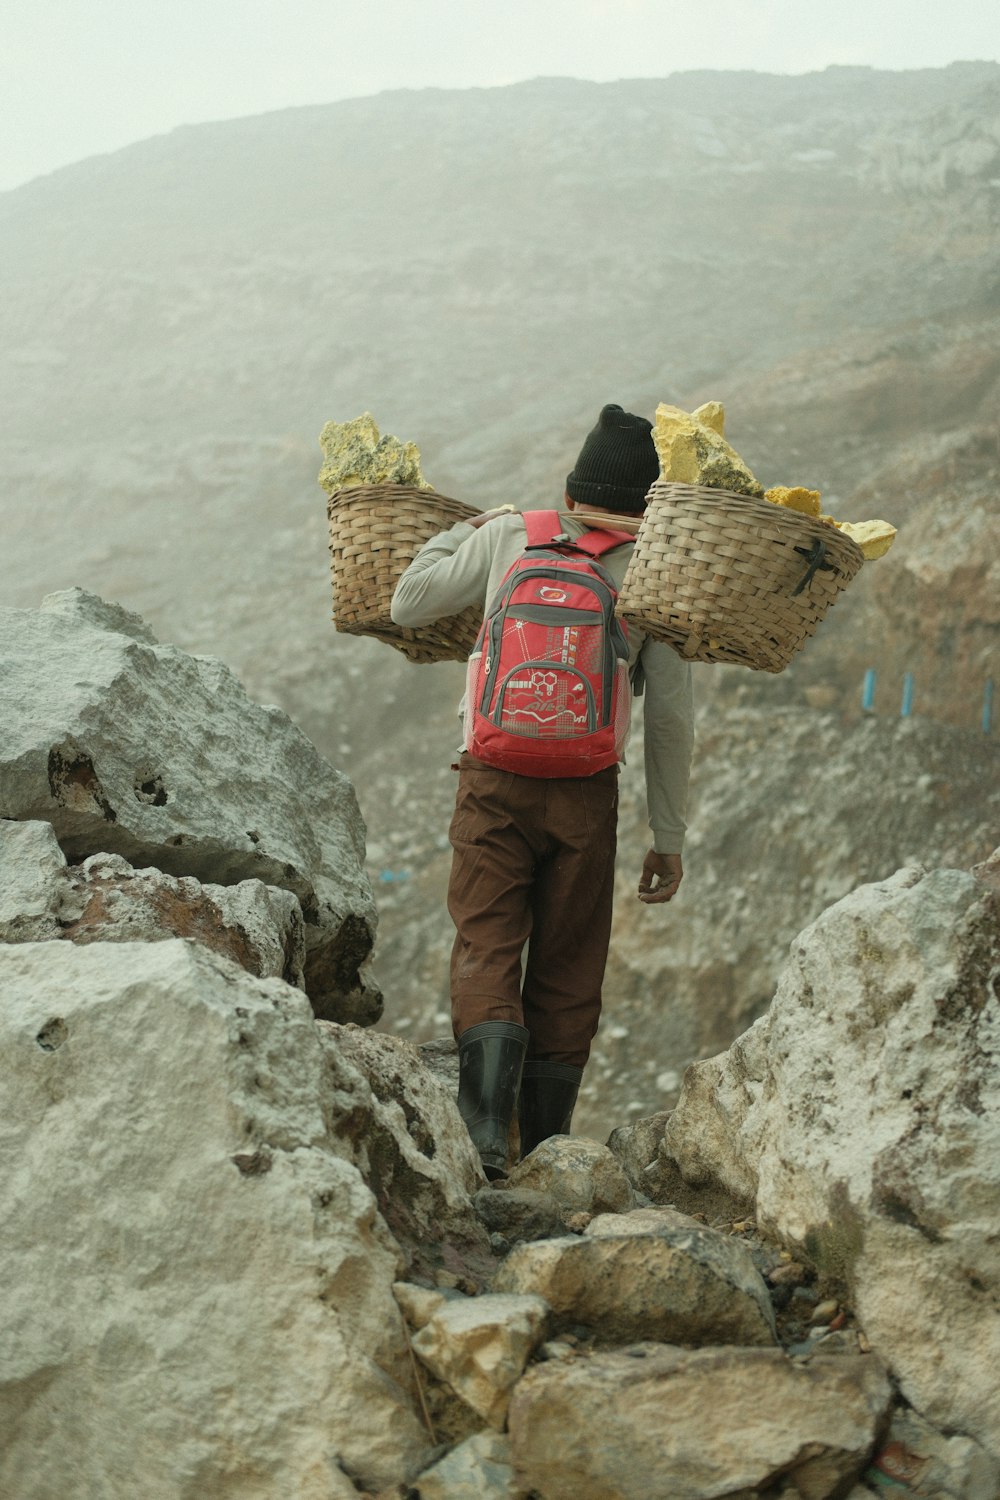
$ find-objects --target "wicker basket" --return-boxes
[326,484,483,664]
[616,481,865,672]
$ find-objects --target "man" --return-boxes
[391,404,694,1178]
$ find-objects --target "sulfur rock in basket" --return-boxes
[617,480,865,672]
[766,486,897,559]
[831,518,897,559]
[320,414,481,665]
[618,402,867,671]
[765,485,822,517]
[653,401,765,497]
[318,411,430,493]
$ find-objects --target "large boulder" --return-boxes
[0,940,431,1499]
[660,859,1000,1455]
[0,589,379,1021]
[491,1222,776,1347]
[318,1024,494,1285]
[507,1346,892,1500]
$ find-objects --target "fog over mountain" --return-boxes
[2,65,998,1130]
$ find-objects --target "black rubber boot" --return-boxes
[457,1021,530,1181]
[518,1061,584,1159]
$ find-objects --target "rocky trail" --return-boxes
[2,592,998,1499]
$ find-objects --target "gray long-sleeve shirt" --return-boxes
[390,510,694,853]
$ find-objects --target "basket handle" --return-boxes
[792,539,838,596]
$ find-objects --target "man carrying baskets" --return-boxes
[391,404,694,1180]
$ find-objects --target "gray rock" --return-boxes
[474,1187,566,1244]
[0,590,380,1022]
[586,1205,709,1237]
[410,1430,520,1499]
[0,939,431,1499]
[40,587,158,643]
[504,1135,636,1217]
[0,820,67,940]
[411,1293,550,1428]
[319,1024,494,1286]
[0,837,307,987]
[508,1346,892,1500]
[491,1223,776,1347]
[417,1035,461,1091]
[661,859,1000,1454]
[606,1110,671,1190]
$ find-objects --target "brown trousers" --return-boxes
[447,753,619,1067]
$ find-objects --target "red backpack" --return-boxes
[465,510,635,777]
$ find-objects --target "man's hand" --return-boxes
[638,850,683,904]
[467,505,516,530]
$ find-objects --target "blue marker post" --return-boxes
[984,678,995,736]
[861,668,876,713]
[901,672,915,719]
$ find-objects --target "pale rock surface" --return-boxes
[508,1346,892,1500]
[491,1225,776,1346]
[0,819,67,940]
[503,1135,636,1216]
[318,1024,494,1284]
[407,1430,520,1500]
[393,1281,449,1331]
[587,1205,708,1236]
[0,827,306,986]
[31,587,158,642]
[0,589,379,1022]
[661,861,1000,1453]
[411,1293,550,1428]
[0,940,431,1500]
[605,1110,670,1189]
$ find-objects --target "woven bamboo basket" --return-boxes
[325,484,483,664]
[616,481,866,672]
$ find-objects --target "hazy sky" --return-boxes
[4,0,998,192]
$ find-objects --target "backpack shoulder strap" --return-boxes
[521,509,634,556]
[522,510,563,547]
[570,524,636,558]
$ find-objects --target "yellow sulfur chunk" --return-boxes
[691,401,726,436]
[836,519,897,560]
[764,486,822,517]
[653,402,764,497]
[318,412,431,494]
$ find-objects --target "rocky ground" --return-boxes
[2,594,997,1499]
[2,68,998,1494]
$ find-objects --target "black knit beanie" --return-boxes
[565,404,658,514]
